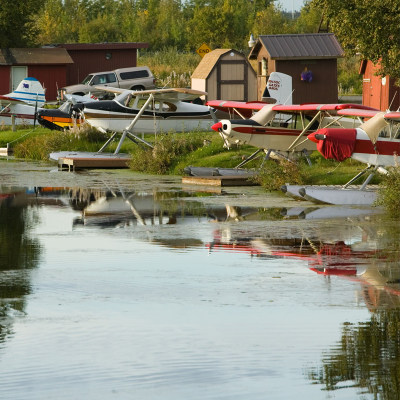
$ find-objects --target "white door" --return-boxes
[11,66,28,91]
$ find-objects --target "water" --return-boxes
[0,160,399,399]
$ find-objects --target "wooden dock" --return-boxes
[182,175,257,187]
[58,155,130,171]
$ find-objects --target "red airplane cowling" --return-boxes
[308,128,358,162]
[211,122,222,132]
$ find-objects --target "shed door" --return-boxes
[11,66,28,91]
[217,60,248,101]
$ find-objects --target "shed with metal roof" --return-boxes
[248,33,344,103]
[192,49,257,102]
[0,48,73,101]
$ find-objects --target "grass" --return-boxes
[1,125,382,189]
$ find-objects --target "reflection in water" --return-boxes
[207,214,400,398]
[307,309,400,398]
[0,187,42,345]
[3,183,400,398]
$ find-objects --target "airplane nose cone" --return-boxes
[211,122,222,132]
[307,131,320,143]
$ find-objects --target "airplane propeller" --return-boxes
[33,93,39,128]
[208,106,232,148]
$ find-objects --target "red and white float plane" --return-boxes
[206,72,378,165]
[308,109,400,181]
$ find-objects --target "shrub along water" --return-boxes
[375,166,400,217]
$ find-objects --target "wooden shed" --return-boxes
[57,42,149,86]
[248,33,344,103]
[0,48,73,101]
[191,49,257,102]
[359,60,400,111]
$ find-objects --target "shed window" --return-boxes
[262,58,267,76]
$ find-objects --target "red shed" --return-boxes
[0,48,73,101]
[359,60,400,111]
[57,42,149,85]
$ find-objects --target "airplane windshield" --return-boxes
[81,75,94,85]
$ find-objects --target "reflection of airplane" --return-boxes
[37,93,98,131]
[207,73,377,163]
[0,77,46,126]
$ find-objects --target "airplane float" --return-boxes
[0,77,46,126]
[207,72,378,166]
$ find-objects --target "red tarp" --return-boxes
[317,128,357,161]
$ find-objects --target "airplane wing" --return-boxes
[383,111,400,120]
[206,100,269,118]
[206,100,380,119]
[95,86,207,102]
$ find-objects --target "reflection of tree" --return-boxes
[0,196,41,341]
[308,310,400,398]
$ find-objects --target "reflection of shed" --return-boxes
[359,60,400,111]
[191,49,257,102]
[248,34,344,103]
[0,48,73,101]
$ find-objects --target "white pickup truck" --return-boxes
[60,66,156,99]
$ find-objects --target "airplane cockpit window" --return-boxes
[162,102,177,112]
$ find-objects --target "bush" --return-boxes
[13,125,109,160]
[129,132,205,174]
[375,166,400,217]
[253,159,306,191]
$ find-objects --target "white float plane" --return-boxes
[0,77,46,126]
[79,87,224,152]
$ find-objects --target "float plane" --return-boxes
[207,72,378,165]
[0,77,45,126]
[282,109,400,205]
[79,87,222,151]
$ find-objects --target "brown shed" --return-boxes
[0,48,73,101]
[359,60,400,111]
[57,42,149,86]
[191,49,257,102]
[248,33,344,103]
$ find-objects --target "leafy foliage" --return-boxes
[252,159,306,191]
[375,166,400,217]
[129,132,206,174]
[312,0,400,79]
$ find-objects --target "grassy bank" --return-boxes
[3,125,378,186]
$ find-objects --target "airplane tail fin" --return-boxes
[262,72,293,105]
[8,77,46,106]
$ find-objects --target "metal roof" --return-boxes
[0,48,73,65]
[249,33,344,60]
[58,42,149,51]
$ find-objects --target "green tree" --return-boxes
[0,0,42,47]
[312,0,400,79]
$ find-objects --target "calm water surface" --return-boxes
[0,161,399,399]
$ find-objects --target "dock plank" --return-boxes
[182,175,257,187]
